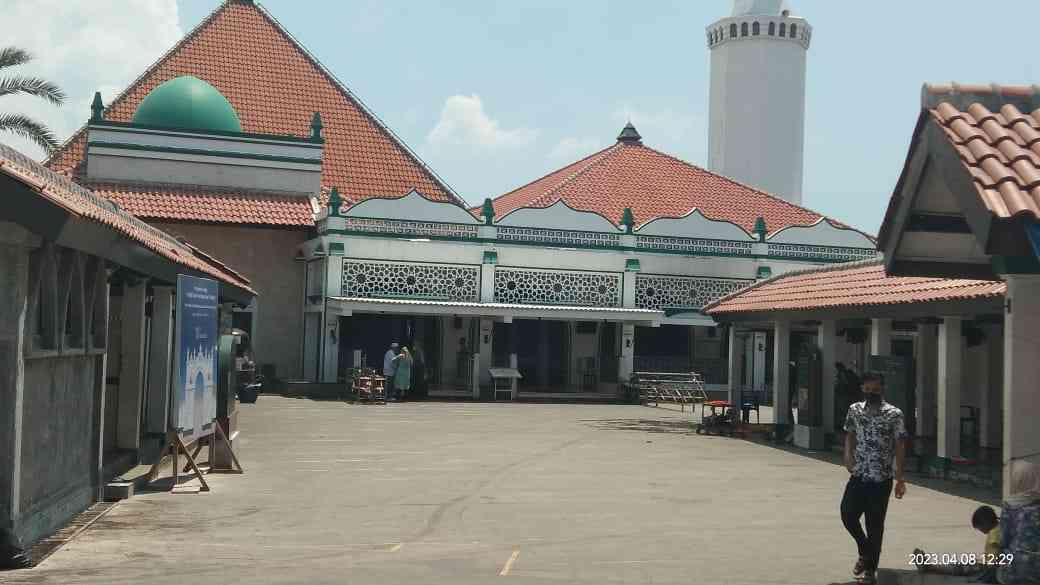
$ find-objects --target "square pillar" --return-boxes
[0,241,30,550]
[915,323,938,439]
[1003,275,1040,498]
[752,331,767,392]
[937,317,963,459]
[480,251,496,303]
[322,315,340,383]
[818,320,837,432]
[727,326,744,406]
[116,280,148,451]
[622,259,639,308]
[871,318,892,356]
[145,286,174,434]
[478,317,493,385]
[979,324,1002,449]
[619,323,635,383]
[773,321,791,426]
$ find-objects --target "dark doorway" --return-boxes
[338,314,441,391]
[493,319,570,391]
[599,322,618,383]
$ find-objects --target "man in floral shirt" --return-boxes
[841,371,908,584]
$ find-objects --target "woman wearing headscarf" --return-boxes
[1001,458,1040,584]
[392,346,413,402]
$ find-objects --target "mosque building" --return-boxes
[46,0,872,396]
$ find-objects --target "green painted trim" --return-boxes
[495,264,624,277]
[323,229,875,262]
[343,215,481,228]
[637,272,753,284]
[340,256,482,269]
[482,250,498,265]
[497,225,624,239]
[756,266,773,279]
[87,141,322,165]
[89,119,324,145]
[625,258,641,272]
[328,242,345,255]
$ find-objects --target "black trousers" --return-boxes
[840,477,893,572]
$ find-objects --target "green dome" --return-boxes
[132,76,242,133]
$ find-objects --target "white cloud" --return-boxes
[0,0,183,160]
[547,137,604,161]
[426,94,536,154]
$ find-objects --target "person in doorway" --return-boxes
[382,342,399,401]
[392,346,413,402]
[411,342,427,398]
[1000,458,1040,584]
[841,371,908,584]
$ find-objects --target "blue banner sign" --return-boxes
[174,275,219,439]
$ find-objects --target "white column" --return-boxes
[478,317,493,385]
[619,323,635,382]
[818,320,837,433]
[480,259,495,303]
[322,316,339,383]
[117,280,148,451]
[728,326,743,406]
[871,318,892,356]
[773,320,791,426]
[915,323,938,439]
[622,269,637,309]
[937,317,963,459]
[0,239,31,538]
[145,286,174,433]
[980,324,1002,449]
[752,331,767,391]
[1003,275,1040,498]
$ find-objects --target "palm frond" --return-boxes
[0,47,31,71]
[0,113,61,153]
[0,76,66,105]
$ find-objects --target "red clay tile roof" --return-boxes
[704,259,1004,316]
[83,181,315,226]
[46,0,461,224]
[924,83,1040,219]
[0,144,254,294]
[486,139,857,235]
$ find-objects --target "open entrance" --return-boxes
[338,314,442,395]
[493,319,571,392]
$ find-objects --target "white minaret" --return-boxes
[707,0,811,205]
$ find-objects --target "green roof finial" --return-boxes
[310,112,323,141]
[90,92,104,122]
[481,197,495,226]
[328,186,343,216]
[621,207,635,234]
[753,216,767,242]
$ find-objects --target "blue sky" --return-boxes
[5,1,1038,234]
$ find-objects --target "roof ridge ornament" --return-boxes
[753,216,768,242]
[481,197,495,226]
[621,207,636,233]
[327,186,343,216]
[617,122,642,145]
[310,112,323,141]
[90,92,104,122]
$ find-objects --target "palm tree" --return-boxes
[0,46,66,153]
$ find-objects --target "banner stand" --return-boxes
[180,422,244,475]
[147,431,211,493]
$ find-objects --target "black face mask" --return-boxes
[865,393,882,406]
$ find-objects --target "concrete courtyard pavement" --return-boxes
[5,397,993,585]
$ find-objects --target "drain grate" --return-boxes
[28,501,118,567]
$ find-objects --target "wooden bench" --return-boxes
[631,371,708,412]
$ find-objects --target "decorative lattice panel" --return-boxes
[343,217,478,240]
[635,274,751,311]
[636,235,754,256]
[342,260,479,301]
[494,268,621,307]
[497,227,620,248]
[767,243,879,262]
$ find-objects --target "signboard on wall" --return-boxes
[173,275,219,441]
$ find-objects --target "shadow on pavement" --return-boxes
[579,418,697,434]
